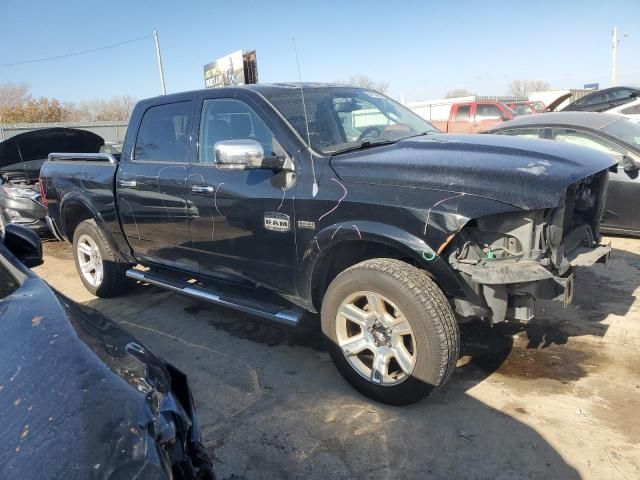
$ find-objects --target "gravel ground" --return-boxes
[34,236,640,480]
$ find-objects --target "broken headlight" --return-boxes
[1,183,39,199]
[452,210,547,264]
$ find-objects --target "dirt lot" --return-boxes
[34,237,640,480]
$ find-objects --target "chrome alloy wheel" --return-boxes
[76,234,104,287]
[336,291,417,386]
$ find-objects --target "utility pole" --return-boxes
[611,26,618,87]
[153,29,167,95]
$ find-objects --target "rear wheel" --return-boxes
[73,219,128,297]
[321,258,459,405]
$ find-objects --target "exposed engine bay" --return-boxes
[1,169,41,194]
[0,128,104,233]
[449,171,611,324]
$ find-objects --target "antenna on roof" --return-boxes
[292,37,318,197]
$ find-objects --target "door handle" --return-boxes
[191,185,214,194]
[118,180,137,187]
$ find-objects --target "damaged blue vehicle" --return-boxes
[0,224,214,479]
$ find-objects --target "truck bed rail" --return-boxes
[47,152,118,164]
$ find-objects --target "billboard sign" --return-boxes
[204,50,258,88]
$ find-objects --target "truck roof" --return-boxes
[141,83,361,104]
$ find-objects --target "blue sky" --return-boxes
[1,0,638,102]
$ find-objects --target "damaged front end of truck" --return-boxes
[447,170,611,324]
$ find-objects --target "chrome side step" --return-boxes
[126,269,303,326]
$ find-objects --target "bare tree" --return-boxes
[445,88,475,98]
[1,82,136,123]
[338,74,389,93]
[75,96,137,121]
[508,80,550,97]
[0,82,31,111]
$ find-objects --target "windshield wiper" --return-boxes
[331,139,398,155]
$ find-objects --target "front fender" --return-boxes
[299,220,467,303]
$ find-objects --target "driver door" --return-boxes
[185,93,299,294]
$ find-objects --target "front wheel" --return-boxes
[73,219,128,297]
[321,259,460,405]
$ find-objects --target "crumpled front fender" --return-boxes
[299,220,468,305]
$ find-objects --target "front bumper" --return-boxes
[1,195,49,235]
[1,212,50,235]
[453,243,611,323]
[455,243,611,285]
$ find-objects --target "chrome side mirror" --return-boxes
[214,139,264,170]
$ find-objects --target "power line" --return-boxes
[0,34,153,68]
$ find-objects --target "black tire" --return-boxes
[321,258,460,406]
[72,219,128,297]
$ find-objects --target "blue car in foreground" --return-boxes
[0,224,214,479]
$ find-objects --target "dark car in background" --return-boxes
[562,86,640,113]
[0,224,214,479]
[488,112,640,236]
[0,128,105,234]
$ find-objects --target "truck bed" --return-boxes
[40,153,131,260]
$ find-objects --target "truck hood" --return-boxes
[330,133,616,210]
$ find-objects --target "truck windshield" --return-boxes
[261,86,438,155]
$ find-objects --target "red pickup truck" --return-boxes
[430,101,518,133]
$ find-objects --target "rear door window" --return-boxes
[610,88,633,101]
[134,102,192,162]
[454,105,470,121]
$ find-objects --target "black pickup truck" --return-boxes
[40,84,613,405]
